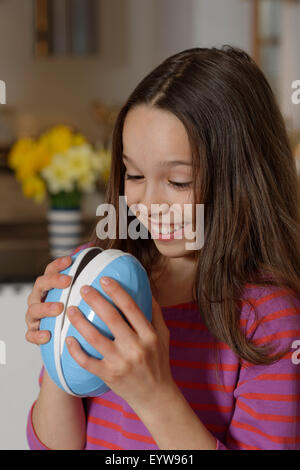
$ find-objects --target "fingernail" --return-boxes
[68,306,76,316]
[39,331,49,341]
[100,277,111,286]
[49,304,59,313]
[81,285,90,294]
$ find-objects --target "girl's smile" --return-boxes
[148,221,193,241]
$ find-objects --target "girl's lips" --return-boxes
[150,222,192,241]
[148,220,191,229]
[139,218,193,238]
[150,222,184,231]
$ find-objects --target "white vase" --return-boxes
[47,207,82,259]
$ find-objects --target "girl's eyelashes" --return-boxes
[125,174,192,190]
[125,174,143,180]
[167,180,193,190]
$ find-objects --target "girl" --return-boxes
[26,46,300,450]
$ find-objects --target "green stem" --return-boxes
[49,188,82,209]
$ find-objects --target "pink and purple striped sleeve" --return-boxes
[215,287,300,450]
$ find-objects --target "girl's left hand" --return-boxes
[65,277,174,410]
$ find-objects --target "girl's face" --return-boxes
[122,104,197,259]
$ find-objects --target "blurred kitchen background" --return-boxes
[0,0,300,449]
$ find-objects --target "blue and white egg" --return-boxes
[40,247,153,397]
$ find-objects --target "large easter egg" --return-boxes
[40,247,153,397]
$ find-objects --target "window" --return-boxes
[33,0,98,57]
[252,0,281,95]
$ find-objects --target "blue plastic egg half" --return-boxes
[40,247,153,397]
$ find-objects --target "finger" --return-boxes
[44,255,72,276]
[66,306,116,357]
[25,315,39,330]
[66,336,106,377]
[25,329,51,345]
[80,284,137,341]
[25,316,47,335]
[98,278,154,337]
[26,301,64,324]
[27,272,72,306]
[27,254,72,306]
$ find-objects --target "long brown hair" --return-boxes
[90,45,300,369]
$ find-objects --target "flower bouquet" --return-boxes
[8,125,111,258]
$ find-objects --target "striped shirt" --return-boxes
[26,243,300,450]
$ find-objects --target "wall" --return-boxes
[0,0,157,143]
[194,0,252,52]
[151,0,252,63]
[0,284,41,450]
[0,0,253,144]
[279,1,300,133]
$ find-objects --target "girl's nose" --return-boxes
[136,189,170,221]
[134,202,169,221]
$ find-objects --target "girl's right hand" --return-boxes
[25,255,73,345]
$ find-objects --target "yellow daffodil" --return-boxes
[34,140,52,171]
[47,125,73,154]
[9,123,110,204]
[41,153,75,194]
[72,133,86,146]
[21,175,46,203]
[77,169,96,192]
[8,138,35,171]
[65,144,93,179]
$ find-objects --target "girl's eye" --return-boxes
[125,174,192,190]
[125,174,143,181]
[168,181,192,190]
